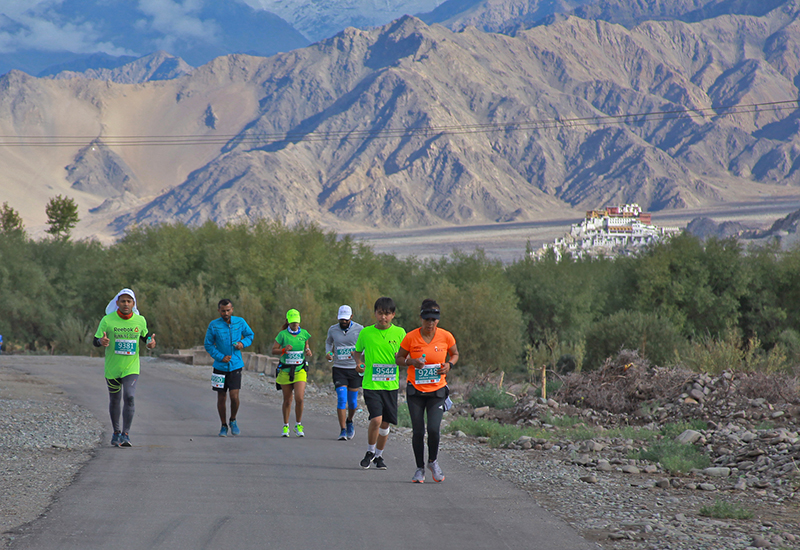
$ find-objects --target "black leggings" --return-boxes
[107,374,139,433]
[406,390,446,468]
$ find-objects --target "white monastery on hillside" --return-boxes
[536,204,680,260]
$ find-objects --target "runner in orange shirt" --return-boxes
[395,299,459,483]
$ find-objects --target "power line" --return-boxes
[0,99,795,147]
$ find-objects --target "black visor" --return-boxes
[420,308,440,320]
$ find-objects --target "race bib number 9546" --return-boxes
[336,346,355,359]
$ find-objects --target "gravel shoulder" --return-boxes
[0,364,102,547]
[1,356,798,550]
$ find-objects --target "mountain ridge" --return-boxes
[1,4,800,242]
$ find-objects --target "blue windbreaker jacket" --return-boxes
[204,316,255,372]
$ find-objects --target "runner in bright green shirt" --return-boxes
[271,309,312,437]
[352,297,406,470]
[93,289,156,448]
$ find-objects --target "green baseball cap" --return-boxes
[286,309,301,323]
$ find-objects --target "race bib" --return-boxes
[414,364,441,385]
[114,339,137,356]
[371,364,397,382]
[336,346,355,360]
[211,372,226,389]
[284,350,304,365]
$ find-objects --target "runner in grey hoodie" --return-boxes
[325,305,363,440]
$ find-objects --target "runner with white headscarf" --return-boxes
[93,289,156,447]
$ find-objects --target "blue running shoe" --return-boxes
[230,419,240,436]
[346,420,355,440]
[111,432,121,447]
[120,433,132,447]
[219,425,228,437]
[338,428,348,440]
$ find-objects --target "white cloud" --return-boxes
[0,0,136,54]
[0,0,222,55]
[137,0,219,42]
[0,0,57,19]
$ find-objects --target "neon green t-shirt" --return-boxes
[275,329,311,368]
[355,324,406,391]
[94,312,149,379]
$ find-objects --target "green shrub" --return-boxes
[467,384,516,409]
[634,440,710,474]
[660,420,708,439]
[699,499,753,519]
[681,328,795,374]
[541,413,582,428]
[583,310,685,370]
[53,316,94,356]
[609,426,660,441]
[446,417,546,447]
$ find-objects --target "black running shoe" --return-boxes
[360,451,375,469]
[373,455,387,470]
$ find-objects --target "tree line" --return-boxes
[0,214,798,377]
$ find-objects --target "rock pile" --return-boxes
[446,355,800,549]
[451,352,799,506]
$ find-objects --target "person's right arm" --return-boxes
[93,319,109,347]
[203,323,227,362]
[353,332,365,373]
[395,334,424,368]
[351,351,365,374]
[272,335,292,356]
[325,327,334,354]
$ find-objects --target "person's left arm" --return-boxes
[139,322,157,350]
[304,335,312,358]
[440,340,459,375]
[236,319,255,350]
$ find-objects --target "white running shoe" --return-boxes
[427,460,444,482]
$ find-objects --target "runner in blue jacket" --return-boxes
[204,299,255,437]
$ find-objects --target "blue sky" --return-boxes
[0,0,254,55]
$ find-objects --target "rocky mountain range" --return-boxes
[2,0,800,241]
[44,52,194,85]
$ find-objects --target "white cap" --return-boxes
[337,305,352,319]
[105,288,139,315]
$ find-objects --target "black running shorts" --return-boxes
[332,367,363,389]
[362,388,398,425]
[212,368,242,392]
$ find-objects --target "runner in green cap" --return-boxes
[272,309,312,437]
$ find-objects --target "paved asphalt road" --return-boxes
[7,357,598,550]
